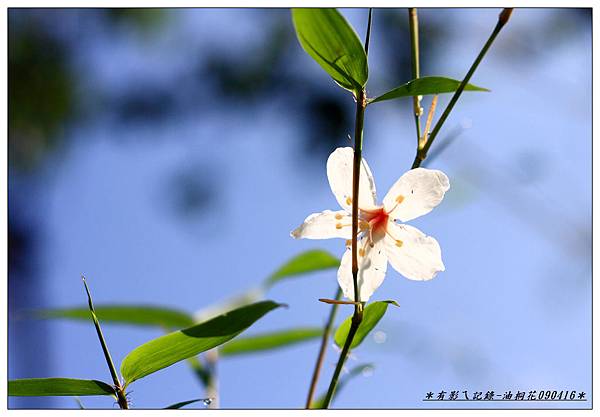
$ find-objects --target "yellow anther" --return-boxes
[359,248,366,257]
[395,240,403,247]
[396,195,405,204]
[335,213,343,220]
[359,220,369,231]
[346,197,352,206]
[335,223,343,230]
[345,239,352,247]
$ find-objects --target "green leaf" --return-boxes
[164,398,210,409]
[334,300,399,349]
[120,301,283,385]
[369,76,489,104]
[8,378,115,397]
[311,363,374,408]
[292,8,368,93]
[220,327,322,356]
[265,250,340,288]
[38,305,195,329]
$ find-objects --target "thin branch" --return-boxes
[411,8,513,168]
[305,287,342,408]
[408,8,422,142]
[364,8,373,57]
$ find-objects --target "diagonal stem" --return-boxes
[320,306,362,408]
[412,8,513,169]
[82,276,128,409]
[305,286,342,408]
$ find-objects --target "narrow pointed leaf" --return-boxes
[292,8,368,93]
[220,327,322,356]
[334,300,399,349]
[311,363,374,408]
[265,250,340,288]
[369,76,489,104]
[120,301,283,385]
[164,398,209,409]
[8,378,115,397]
[39,305,194,329]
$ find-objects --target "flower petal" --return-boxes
[383,168,449,222]
[290,210,352,239]
[383,222,444,281]
[327,147,377,212]
[337,236,387,302]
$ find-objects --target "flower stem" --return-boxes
[408,8,422,142]
[351,88,367,303]
[321,9,373,408]
[320,86,367,410]
[411,8,513,169]
[82,276,128,409]
[305,286,342,408]
[319,308,363,408]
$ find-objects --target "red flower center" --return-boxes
[361,206,389,239]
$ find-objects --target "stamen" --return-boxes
[359,220,370,231]
[359,235,371,257]
[336,223,352,229]
[345,239,352,247]
[335,213,344,220]
[345,197,352,206]
[385,228,404,249]
[388,195,405,215]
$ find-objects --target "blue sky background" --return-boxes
[8,8,591,409]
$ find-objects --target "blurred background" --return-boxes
[8,8,591,409]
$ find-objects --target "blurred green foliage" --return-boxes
[9,14,74,171]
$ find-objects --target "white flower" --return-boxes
[291,147,449,302]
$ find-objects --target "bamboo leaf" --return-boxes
[369,76,489,104]
[39,305,195,329]
[292,8,368,93]
[334,300,399,349]
[8,378,115,397]
[120,301,283,385]
[164,398,211,409]
[265,250,339,288]
[220,327,322,356]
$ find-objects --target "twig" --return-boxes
[305,287,342,408]
[412,8,514,168]
[408,8,422,142]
